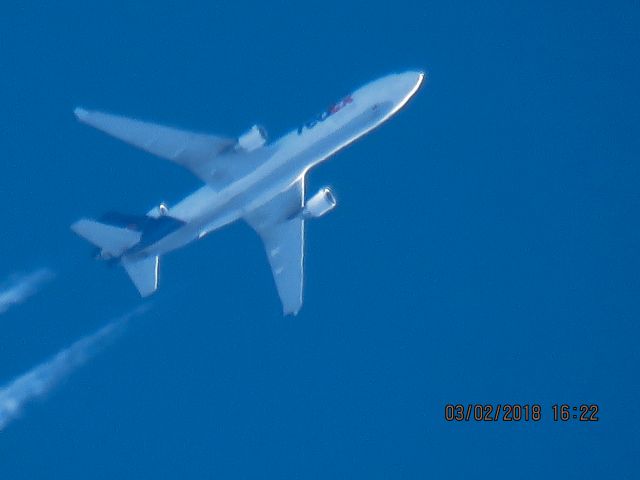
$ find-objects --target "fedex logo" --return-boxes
[298,95,353,134]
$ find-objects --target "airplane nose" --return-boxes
[399,70,425,92]
[359,70,425,114]
[389,70,425,105]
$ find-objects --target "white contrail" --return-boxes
[0,268,55,314]
[0,305,148,430]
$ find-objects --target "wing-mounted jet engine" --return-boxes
[236,125,268,152]
[302,187,337,219]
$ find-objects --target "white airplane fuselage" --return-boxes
[128,71,425,260]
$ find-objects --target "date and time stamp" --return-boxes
[444,404,600,423]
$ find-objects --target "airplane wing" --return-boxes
[244,178,305,315]
[74,108,237,184]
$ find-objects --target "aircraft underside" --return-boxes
[71,71,425,314]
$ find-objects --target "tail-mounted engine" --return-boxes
[302,187,337,219]
[146,202,170,218]
[237,125,268,152]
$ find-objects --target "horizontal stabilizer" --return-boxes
[71,219,141,257]
[122,256,159,297]
[99,211,150,230]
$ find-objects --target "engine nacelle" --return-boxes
[146,202,169,218]
[237,125,267,152]
[302,188,337,219]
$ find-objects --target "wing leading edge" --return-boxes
[244,179,305,315]
[74,108,237,183]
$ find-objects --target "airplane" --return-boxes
[71,70,425,315]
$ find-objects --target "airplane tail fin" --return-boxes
[71,219,141,257]
[71,219,159,297]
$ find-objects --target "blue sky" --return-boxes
[0,1,639,478]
